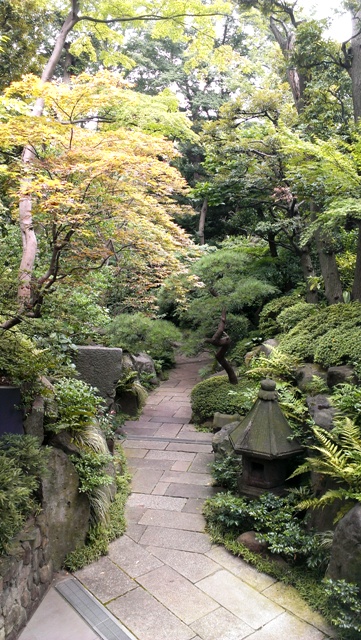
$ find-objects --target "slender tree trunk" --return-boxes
[267,231,278,258]
[345,10,361,300]
[351,221,361,301]
[198,197,207,245]
[18,3,79,306]
[299,245,318,303]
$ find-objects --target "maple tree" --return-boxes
[0,72,195,328]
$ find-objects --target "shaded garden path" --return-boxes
[20,354,335,640]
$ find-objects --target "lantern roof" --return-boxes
[229,379,303,460]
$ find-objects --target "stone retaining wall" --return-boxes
[0,515,53,640]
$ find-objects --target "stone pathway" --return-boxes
[73,354,335,640]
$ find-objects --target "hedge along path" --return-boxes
[73,353,335,640]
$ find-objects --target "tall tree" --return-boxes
[8,0,231,323]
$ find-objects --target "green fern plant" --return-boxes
[291,419,361,520]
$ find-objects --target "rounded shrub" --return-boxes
[278,302,361,368]
[105,313,182,368]
[190,375,257,424]
[277,302,317,332]
[258,294,303,337]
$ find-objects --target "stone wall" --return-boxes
[0,448,90,640]
[0,515,53,640]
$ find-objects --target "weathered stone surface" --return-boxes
[327,365,356,388]
[237,531,268,555]
[327,503,361,588]
[130,352,158,383]
[212,422,239,460]
[48,430,83,456]
[74,345,123,402]
[23,396,44,443]
[306,395,335,431]
[296,364,327,393]
[41,448,90,570]
[213,412,240,433]
[259,339,279,357]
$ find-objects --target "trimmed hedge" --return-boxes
[190,375,257,424]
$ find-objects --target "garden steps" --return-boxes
[19,354,335,640]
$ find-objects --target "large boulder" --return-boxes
[259,339,279,357]
[23,396,44,443]
[212,421,239,460]
[327,504,361,588]
[130,352,158,384]
[306,395,335,431]
[327,365,356,388]
[295,364,327,393]
[41,448,90,570]
[74,346,123,405]
[213,412,241,433]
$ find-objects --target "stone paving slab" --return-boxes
[182,497,206,513]
[205,546,277,592]
[245,611,326,640]
[126,456,174,470]
[127,493,187,511]
[190,606,253,640]
[123,439,168,450]
[262,582,336,636]
[107,587,194,640]
[171,459,192,471]
[108,535,164,578]
[138,508,206,532]
[164,483,218,499]
[166,442,213,453]
[74,556,135,604]
[196,570,284,629]
[131,468,164,493]
[160,470,213,486]
[146,547,220,583]
[145,449,196,461]
[189,453,215,473]
[153,424,183,438]
[138,526,212,553]
[136,565,219,624]
[151,481,170,495]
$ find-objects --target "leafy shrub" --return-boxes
[258,294,303,337]
[211,455,242,491]
[46,378,108,453]
[0,329,55,406]
[331,384,361,425]
[70,452,113,523]
[278,302,361,368]
[203,491,327,568]
[0,435,48,554]
[291,419,361,520]
[323,579,361,636]
[64,445,131,571]
[247,348,300,382]
[105,313,182,368]
[191,375,258,424]
[314,325,361,369]
[277,302,317,332]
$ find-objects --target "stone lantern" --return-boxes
[229,379,303,497]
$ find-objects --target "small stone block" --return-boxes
[74,556,135,603]
[139,509,206,532]
[190,606,253,640]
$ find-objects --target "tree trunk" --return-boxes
[299,245,318,303]
[347,9,361,123]
[198,197,207,245]
[351,221,361,301]
[267,231,278,258]
[205,309,238,385]
[18,3,79,306]
[314,228,343,304]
